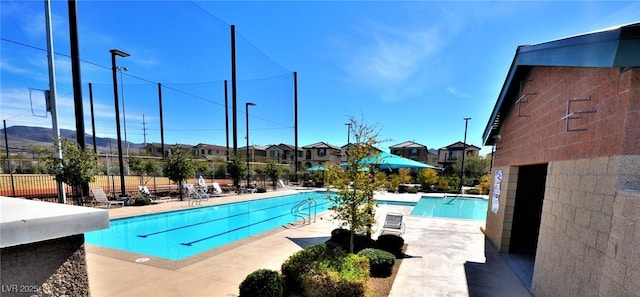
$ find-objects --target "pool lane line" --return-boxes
[136,197,332,238]
[180,200,333,246]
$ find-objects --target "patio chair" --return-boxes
[196,176,211,201]
[186,184,207,206]
[138,185,171,202]
[380,212,405,236]
[211,182,223,197]
[90,187,124,208]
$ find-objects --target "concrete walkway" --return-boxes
[86,191,531,297]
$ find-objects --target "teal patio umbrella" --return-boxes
[341,151,439,170]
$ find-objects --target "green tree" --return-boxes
[452,155,491,185]
[164,147,195,201]
[227,152,247,191]
[40,138,97,205]
[417,168,439,191]
[128,153,162,186]
[264,158,282,189]
[325,116,387,253]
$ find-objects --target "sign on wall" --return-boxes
[491,169,503,214]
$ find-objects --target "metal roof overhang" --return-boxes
[482,23,640,146]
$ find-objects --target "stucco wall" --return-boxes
[0,234,90,297]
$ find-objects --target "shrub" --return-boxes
[397,185,408,193]
[134,197,151,206]
[328,229,375,252]
[465,188,480,195]
[281,243,345,289]
[300,254,369,297]
[357,248,395,277]
[257,187,267,193]
[376,234,404,256]
[407,187,418,193]
[239,269,283,297]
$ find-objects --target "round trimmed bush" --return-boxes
[376,234,404,256]
[281,243,345,289]
[239,269,283,297]
[357,248,396,276]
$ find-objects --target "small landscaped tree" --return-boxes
[227,152,247,191]
[40,138,97,205]
[417,168,439,191]
[325,116,387,253]
[128,153,162,186]
[164,147,195,201]
[264,158,282,189]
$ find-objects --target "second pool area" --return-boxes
[377,195,488,220]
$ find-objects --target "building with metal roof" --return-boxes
[481,22,640,297]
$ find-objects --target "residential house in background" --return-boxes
[427,149,440,168]
[192,143,227,159]
[302,142,342,168]
[389,141,430,164]
[340,143,382,163]
[266,143,303,170]
[143,143,193,158]
[238,145,268,164]
[437,141,480,171]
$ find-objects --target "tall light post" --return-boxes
[116,66,130,175]
[116,66,129,156]
[345,122,351,168]
[246,102,256,187]
[459,117,471,194]
[110,49,129,198]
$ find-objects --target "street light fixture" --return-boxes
[459,117,471,194]
[110,49,129,199]
[246,102,256,187]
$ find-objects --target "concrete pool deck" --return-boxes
[86,190,532,297]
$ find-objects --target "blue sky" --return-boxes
[2,1,639,155]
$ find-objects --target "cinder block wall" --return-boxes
[485,165,518,252]
[533,156,640,297]
[0,234,90,297]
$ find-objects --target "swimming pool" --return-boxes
[376,195,488,220]
[85,191,335,260]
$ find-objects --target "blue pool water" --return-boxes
[85,191,335,260]
[376,196,488,220]
[411,196,488,220]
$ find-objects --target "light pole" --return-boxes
[345,122,351,170]
[116,66,130,175]
[459,117,471,194]
[246,102,256,187]
[110,49,129,199]
[116,66,129,156]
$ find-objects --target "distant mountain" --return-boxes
[0,125,143,153]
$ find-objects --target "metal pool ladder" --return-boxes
[291,198,317,225]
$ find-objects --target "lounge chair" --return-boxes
[277,179,290,189]
[186,184,207,206]
[211,182,223,197]
[90,187,124,208]
[138,185,171,202]
[380,212,405,236]
[196,176,211,201]
[238,184,257,194]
